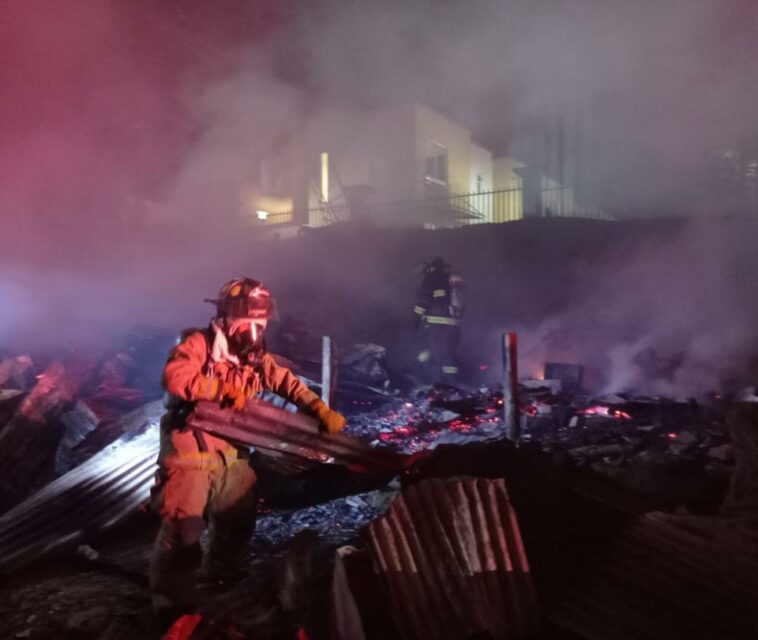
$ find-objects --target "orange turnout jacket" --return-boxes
[159,328,318,469]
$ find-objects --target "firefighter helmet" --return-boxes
[423,257,450,275]
[206,278,275,319]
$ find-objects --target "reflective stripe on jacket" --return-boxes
[424,315,459,326]
[414,270,463,326]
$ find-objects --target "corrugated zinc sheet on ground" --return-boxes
[0,400,164,575]
[0,398,411,575]
[549,512,758,640]
[365,477,539,640]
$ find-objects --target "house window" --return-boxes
[425,140,448,185]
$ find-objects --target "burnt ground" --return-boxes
[0,381,742,640]
[0,561,152,640]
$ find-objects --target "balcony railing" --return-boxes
[252,184,611,234]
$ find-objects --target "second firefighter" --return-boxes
[413,257,464,382]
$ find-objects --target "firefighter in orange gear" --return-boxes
[150,278,345,620]
[413,257,464,382]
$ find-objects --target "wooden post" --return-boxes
[502,332,521,443]
[322,335,337,407]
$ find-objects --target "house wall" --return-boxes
[245,103,533,230]
[335,105,417,202]
[467,143,495,223]
[413,104,472,198]
[470,143,493,194]
[239,133,297,226]
[493,156,525,190]
[292,105,418,226]
[492,157,525,222]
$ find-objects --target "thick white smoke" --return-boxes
[1,0,757,398]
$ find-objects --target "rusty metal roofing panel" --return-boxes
[548,512,758,640]
[365,477,538,640]
[189,399,412,475]
[0,400,163,575]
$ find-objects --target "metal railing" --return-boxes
[541,186,613,220]
[449,187,523,223]
[259,210,294,225]
[253,184,610,233]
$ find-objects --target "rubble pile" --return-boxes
[0,328,754,640]
[336,379,732,513]
[518,384,732,511]
[253,483,400,552]
[343,385,505,453]
[0,329,175,512]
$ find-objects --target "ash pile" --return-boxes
[1,334,758,640]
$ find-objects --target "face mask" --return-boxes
[227,318,268,355]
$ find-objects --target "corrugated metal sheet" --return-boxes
[548,512,758,640]
[0,398,411,575]
[0,400,163,575]
[365,477,539,640]
[436,440,758,640]
[189,399,411,475]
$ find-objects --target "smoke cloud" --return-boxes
[510,215,758,397]
[1,0,757,397]
[292,0,758,214]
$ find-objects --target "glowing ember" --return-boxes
[448,419,474,432]
[578,405,632,420]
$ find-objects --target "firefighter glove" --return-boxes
[198,376,221,401]
[221,382,248,411]
[312,399,347,434]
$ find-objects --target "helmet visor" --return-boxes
[227,318,268,352]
